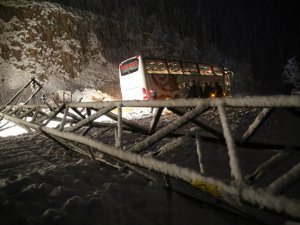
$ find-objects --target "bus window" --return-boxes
[120,58,139,76]
[213,66,223,76]
[182,63,198,75]
[145,59,168,74]
[167,61,183,74]
[199,64,213,75]
[119,55,234,100]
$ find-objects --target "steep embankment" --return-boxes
[0,0,118,99]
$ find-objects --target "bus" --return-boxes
[119,55,233,100]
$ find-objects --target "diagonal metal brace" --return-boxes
[130,101,210,153]
[64,104,116,132]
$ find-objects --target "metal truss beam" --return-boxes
[1,95,300,221]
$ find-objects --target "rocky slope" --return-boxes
[0,0,120,101]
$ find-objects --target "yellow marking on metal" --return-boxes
[191,179,220,197]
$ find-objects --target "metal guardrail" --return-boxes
[1,95,300,222]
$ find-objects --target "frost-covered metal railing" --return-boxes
[1,95,300,222]
[0,77,42,111]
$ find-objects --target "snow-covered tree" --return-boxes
[282,56,300,92]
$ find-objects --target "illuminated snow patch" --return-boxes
[0,119,28,137]
[121,107,154,119]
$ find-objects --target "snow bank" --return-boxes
[72,88,114,102]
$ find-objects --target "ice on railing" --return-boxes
[217,102,242,181]
[268,162,300,195]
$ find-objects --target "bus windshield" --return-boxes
[120,58,139,76]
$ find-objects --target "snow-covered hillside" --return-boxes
[0,0,118,97]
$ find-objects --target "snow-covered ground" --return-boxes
[1,91,300,225]
[0,129,274,225]
[0,127,261,225]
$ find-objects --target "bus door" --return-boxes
[144,59,178,99]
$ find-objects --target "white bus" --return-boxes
[119,55,233,100]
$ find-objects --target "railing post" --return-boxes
[195,132,206,175]
[217,101,242,181]
[116,104,123,148]
[60,106,69,131]
[149,107,164,134]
